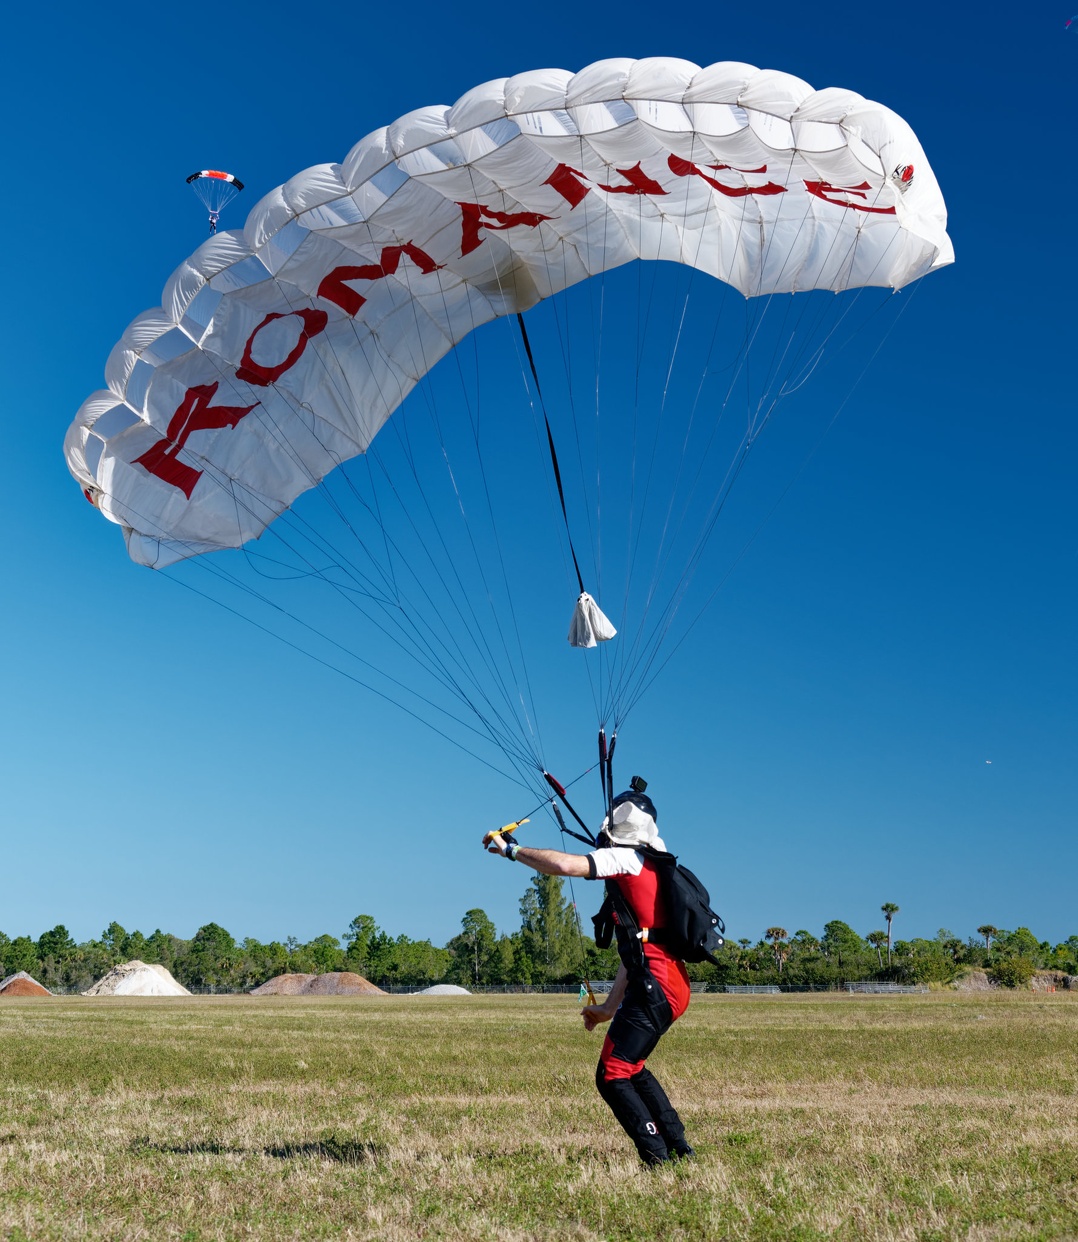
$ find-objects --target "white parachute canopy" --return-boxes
[67,57,951,575]
[65,58,952,785]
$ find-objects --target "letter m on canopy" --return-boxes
[318,244,443,317]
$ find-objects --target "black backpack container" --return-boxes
[592,845,725,965]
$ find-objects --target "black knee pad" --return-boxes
[630,1067,686,1147]
[595,1064,670,1163]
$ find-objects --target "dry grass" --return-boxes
[0,992,1075,1240]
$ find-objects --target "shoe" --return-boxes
[670,1143,696,1160]
[640,1149,672,1168]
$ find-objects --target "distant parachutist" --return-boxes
[1067,14,1078,28]
[186,169,244,235]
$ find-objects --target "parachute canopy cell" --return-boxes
[67,58,952,569]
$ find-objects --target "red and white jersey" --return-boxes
[589,845,691,1019]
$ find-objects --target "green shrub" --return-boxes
[989,956,1035,989]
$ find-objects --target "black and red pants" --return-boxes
[596,952,691,1164]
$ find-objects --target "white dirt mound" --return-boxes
[83,961,190,997]
[412,983,471,995]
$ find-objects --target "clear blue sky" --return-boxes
[2,1,1074,951]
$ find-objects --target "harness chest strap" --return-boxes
[603,876,660,956]
[603,877,664,945]
[615,908,676,950]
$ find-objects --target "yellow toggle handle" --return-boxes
[482,818,530,849]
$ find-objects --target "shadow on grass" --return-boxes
[131,1136,385,1164]
[265,1139,384,1165]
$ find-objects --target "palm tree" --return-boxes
[881,903,900,965]
[977,925,998,951]
[867,930,887,969]
[764,927,789,973]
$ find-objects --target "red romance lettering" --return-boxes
[235,308,328,386]
[668,155,786,198]
[544,164,591,207]
[133,382,258,499]
[804,179,896,215]
[544,162,668,208]
[317,243,443,317]
[459,202,553,256]
[596,162,666,197]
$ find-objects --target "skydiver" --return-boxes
[484,787,694,1167]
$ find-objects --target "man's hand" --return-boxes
[479,834,591,877]
[483,830,509,855]
[582,964,627,1030]
[581,997,617,1032]
[483,819,528,855]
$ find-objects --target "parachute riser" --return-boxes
[598,728,616,843]
[544,772,596,847]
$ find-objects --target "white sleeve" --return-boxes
[588,846,644,879]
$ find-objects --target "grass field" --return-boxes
[0,991,1075,1241]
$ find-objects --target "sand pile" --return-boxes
[412,983,471,996]
[83,961,190,996]
[249,972,314,996]
[305,972,386,995]
[0,971,51,996]
[250,972,385,996]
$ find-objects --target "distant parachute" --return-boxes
[67,58,953,793]
[186,169,244,233]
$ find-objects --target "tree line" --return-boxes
[2,882,1074,993]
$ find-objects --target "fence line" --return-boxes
[377,983,612,995]
[41,978,938,998]
[845,982,930,994]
